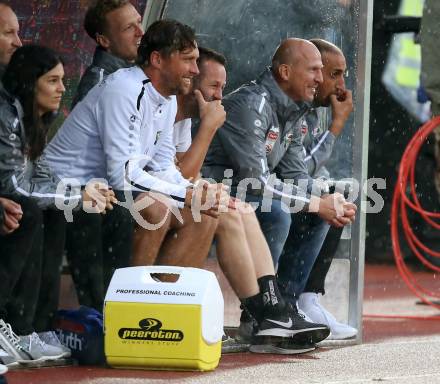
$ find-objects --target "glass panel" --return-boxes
[159,0,371,340]
[163,0,359,178]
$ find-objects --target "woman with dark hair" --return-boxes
[0,45,115,366]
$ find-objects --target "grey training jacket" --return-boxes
[203,68,328,207]
[0,88,81,209]
[71,46,132,109]
[302,108,336,179]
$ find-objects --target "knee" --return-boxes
[216,210,242,236]
[138,196,172,229]
[239,205,260,227]
[269,201,291,230]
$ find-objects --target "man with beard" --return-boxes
[45,20,229,280]
[202,38,357,341]
[158,46,330,354]
[277,39,358,340]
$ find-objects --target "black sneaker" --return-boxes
[236,311,314,355]
[256,303,330,344]
[236,309,258,344]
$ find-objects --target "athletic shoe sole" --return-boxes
[2,361,19,368]
[250,339,316,355]
[289,328,330,345]
[256,325,328,338]
[17,354,65,364]
[222,342,250,354]
[327,329,358,340]
[8,357,74,369]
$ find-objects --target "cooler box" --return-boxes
[104,266,224,371]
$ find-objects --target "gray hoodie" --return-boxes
[71,46,132,109]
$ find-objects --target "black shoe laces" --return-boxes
[286,302,306,320]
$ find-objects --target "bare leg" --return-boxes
[131,193,172,266]
[215,210,259,298]
[156,207,217,268]
[240,205,275,278]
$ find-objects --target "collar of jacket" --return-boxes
[257,67,310,120]
[133,66,173,108]
[0,65,5,92]
[0,86,24,118]
[92,46,132,74]
[0,86,26,150]
[0,84,15,105]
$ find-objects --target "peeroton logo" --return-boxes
[118,318,184,342]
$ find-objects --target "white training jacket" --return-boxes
[45,66,191,207]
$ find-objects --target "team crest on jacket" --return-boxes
[300,118,308,136]
[284,133,294,147]
[312,126,320,136]
[265,126,279,154]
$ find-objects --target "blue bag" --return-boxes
[55,306,105,365]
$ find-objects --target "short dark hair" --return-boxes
[197,46,227,68]
[3,45,63,161]
[137,19,196,66]
[84,0,129,40]
[309,38,343,56]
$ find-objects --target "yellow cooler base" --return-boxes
[104,301,221,371]
[107,356,219,372]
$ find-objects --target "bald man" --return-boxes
[0,3,21,72]
[203,38,356,340]
[276,39,358,340]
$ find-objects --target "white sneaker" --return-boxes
[0,363,7,375]
[19,332,65,361]
[0,320,33,363]
[38,331,71,358]
[298,293,358,340]
[0,346,18,367]
[296,303,313,322]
